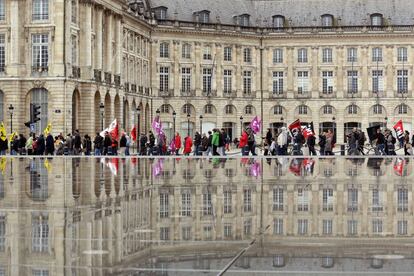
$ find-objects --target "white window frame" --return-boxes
[202,68,212,93]
[243,71,252,94]
[32,0,49,21]
[0,0,5,21]
[159,67,169,92]
[372,70,383,93]
[273,188,284,211]
[297,71,309,94]
[322,48,333,63]
[223,70,232,94]
[397,47,408,62]
[273,48,283,63]
[159,42,169,58]
[243,189,252,212]
[273,105,283,115]
[243,48,251,63]
[347,70,358,94]
[224,47,232,61]
[203,46,212,60]
[182,43,191,59]
[322,71,333,94]
[397,69,408,94]
[273,16,284,28]
[347,48,358,62]
[372,47,382,62]
[298,48,308,63]
[272,71,283,94]
[181,67,191,92]
[0,34,5,72]
[32,33,49,70]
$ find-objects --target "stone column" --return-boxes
[287,47,294,98]
[9,0,21,75]
[115,16,122,75]
[311,47,319,98]
[361,46,369,98]
[105,10,113,73]
[386,46,394,98]
[336,46,344,98]
[80,0,93,78]
[95,6,103,70]
[173,40,179,96]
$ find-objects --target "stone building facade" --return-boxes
[0,0,413,143]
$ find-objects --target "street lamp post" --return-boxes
[187,113,190,137]
[99,103,105,130]
[8,104,14,133]
[136,107,141,154]
[199,115,203,134]
[172,110,176,136]
[240,116,244,135]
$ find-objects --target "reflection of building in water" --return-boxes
[0,158,413,274]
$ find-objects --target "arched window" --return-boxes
[204,104,213,114]
[160,104,170,113]
[159,42,169,58]
[31,88,48,133]
[244,105,253,115]
[239,14,250,27]
[347,104,358,114]
[373,104,383,114]
[272,15,285,28]
[397,104,408,115]
[182,43,191,59]
[323,105,333,114]
[321,14,334,27]
[198,11,210,23]
[182,104,192,114]
[273,105,283,115]
[225,105,234,114]
[370,14,383,26]
[154,7,168,20]
[298,105,308,115]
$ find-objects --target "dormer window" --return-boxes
[321,14,334,27]
[272,15,285,28]
[370,13,383,26]
[239,14,250,27]
[198,10,210,23]
[154,7,167,20]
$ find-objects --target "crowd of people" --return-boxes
[1,125,412,156]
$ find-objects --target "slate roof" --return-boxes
[149,0,414,26]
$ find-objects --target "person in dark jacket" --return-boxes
[119,133,127,155]
[18,134,27,155]
[73,130,82,155]
[93,133,103,155]
[319,133,326,156]
[139,133,148,155]
[111,137,118,155]
[201,133,208,154]
[45,133,55,155]
[307,134,317,155]
[376,128,386,155]
[10,135,19,155]
[194,131,201,156]
[206,131,213,156]
[103,132,112,155]
[36,134,45,155]
[83,134,92,155]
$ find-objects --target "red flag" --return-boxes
[302,122,314,139]
[289,158,302,176]
[100,119,119,140]
[288,119,301,136]
[302,158,315,174]
[394,158,405,176]
[131,125,137,141]
[393,120,404,140]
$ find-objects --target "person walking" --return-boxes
[18,134,27,155]
[239,128,249,156]
[25,134,34,155]
[212,129,220,156]
[183,135,193,155]
[103,132,112,155]
[174,132,182,155]
[324,130,334,156]
[83,134,92,156]
[45,133,55,155]
[119,133,127,155]
[139,133,147,155]
[93,132,103,156]
[36,134,45,155]
[65,133,73,155]
[307,134,317,155]
[206,131,213,156]
[201,133,209,155]
[73,130,82,155]
[111,137,118,155]
[148,131,155,155]
[318,132,326,156]
[277,127,288,155]
[194,131,201,156]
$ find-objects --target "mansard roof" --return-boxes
[148,0,414,26]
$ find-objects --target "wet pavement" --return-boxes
[0,156,414,275]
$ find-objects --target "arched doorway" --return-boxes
[222,122,235,141]
[104,93,111,127]
[94,91,101,131]
[145,103,149,132]
[114,94,121,128]
[72,89,80,132]
[270,122,286,136]
[29,88,48,134]
[320,122,337,143]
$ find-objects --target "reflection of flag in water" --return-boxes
[0,157,6,175]
[394,158,406,176]
[302,158,315,174]
[108,158,119,176]
[152,159,164,177]
[44,159,51,173]
[249,161,261,178]
[131,157,137,165]
[289,158,302,176]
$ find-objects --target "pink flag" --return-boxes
[152,159,164,177]
[249,116,261,134]
[250,161,261,178]
[168,139,176,153]
[152,116,165,136]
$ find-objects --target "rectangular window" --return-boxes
[181,68,191,92]
[273,218,283,235]
[347,188,358,211]
[372,219,383,234]
[322,188,333,211]
[203,46,212,60]
[32,213,49,252]
[0,0,5,21]
[272,71,283,94]
[243,48,251,63]
[398,188,408,212]
[224,224,232,237]
[32,269,49,276]
[347,48,358,62]
[223,190,232,214]
[32,34,49,70]
[298,219,308,235]
[224,47,232,61]
[159,193,169,218]
[0,34,5,72]
[273,48,283,63]
[182,44,191,59]
[322,48,333,63]
[181,192,191,217]
[71,0,77,24]
[297,188,309,211]
[160,227,170,240]
[347,71,358,94]
[71,35,78,66]
[33,0,49,21]
[272,187,283,211]
[398,47,408,62]
[398,220,408,235]
[159,43,169,58]
[347,220,358,235]
[372,189,383,211]
[159,67,169,92]
[322,71,333,94]
[297,71,309,94]
[372,70,383,93]
[298,48,308,63]
[244,219,252,236]
[182,226,192,240]
[322,219,332,235]
[372,47,382,62]
[397,70,408,94]
[299,105,308,115]
[243,71,252,94]
[243,188,252,212]
[203,192,213,215]
[203,225,212,240]
[202,68,212,93]
[223,70,232,94]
